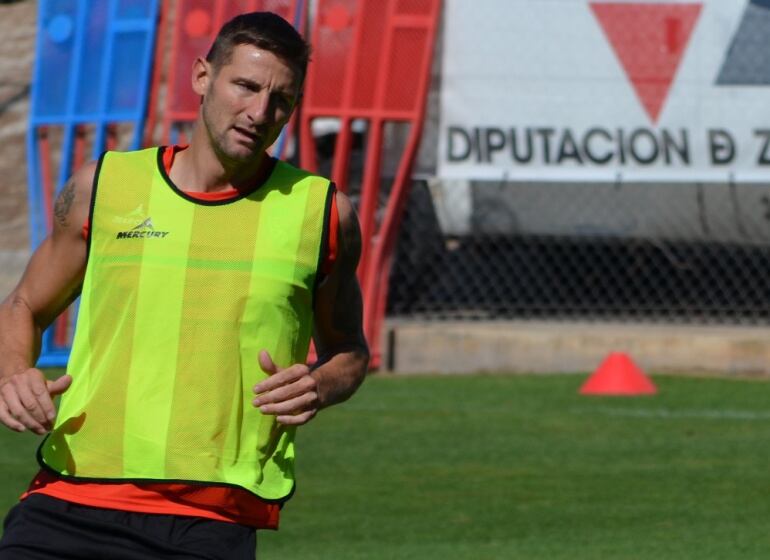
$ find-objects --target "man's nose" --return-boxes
[245,92,271,124]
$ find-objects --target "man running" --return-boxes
[0,11,368,559]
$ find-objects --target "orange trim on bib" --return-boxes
[23,470,279,529]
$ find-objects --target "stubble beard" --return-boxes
[202,97,263,165]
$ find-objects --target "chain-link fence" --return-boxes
[389,180,770,324]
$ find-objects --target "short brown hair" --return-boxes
[206,12,311,80]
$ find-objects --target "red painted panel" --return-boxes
[168,0,216,120]
[301,0,441,367]
[396,0,433,16]
[384,28,426,112]
[350,1,388,111]
[305,0,356,110]
[161,0,298,142]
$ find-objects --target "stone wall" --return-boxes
[0,0,35,299]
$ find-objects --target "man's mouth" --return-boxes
[233,126,260,144]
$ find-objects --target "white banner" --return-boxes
[438,0,770,183]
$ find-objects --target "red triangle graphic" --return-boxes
[590,2,702,124]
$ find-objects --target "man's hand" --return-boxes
[252,350,320,426]
[0,370,71,435]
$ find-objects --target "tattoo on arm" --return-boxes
[54,178,76,227]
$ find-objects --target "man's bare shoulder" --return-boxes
[53,161,98,233]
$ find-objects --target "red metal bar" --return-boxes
[106,124,118,152]
[355,0,398,286]
[53,315,70,348]
[161,0,187,143]
[355,117,383,283]
[330,117,353,193]
[364,3,441,366]
[363,125,423,363]
[298,0,330,172]
[73,125,87,168]
[300,0,359,171]
[144,0,172,146]
[38,127,54,230]
[299,110,318,172]
[277,0,441,367]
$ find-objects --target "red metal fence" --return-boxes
[299,0,441,366]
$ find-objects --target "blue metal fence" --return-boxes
[28,0,160,367]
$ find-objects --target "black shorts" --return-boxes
[0,494,257,560]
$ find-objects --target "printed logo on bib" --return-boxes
[116,217,170,239]
[112,205,146,227]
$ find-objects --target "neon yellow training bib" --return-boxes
[39,147,333,501]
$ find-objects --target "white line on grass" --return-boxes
[571,407,770,420]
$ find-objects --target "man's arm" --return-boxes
[252,190,369,425]
[0,162,96,434]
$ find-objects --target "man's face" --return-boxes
[195,44,302,163]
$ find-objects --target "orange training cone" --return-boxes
[579,352,657,396]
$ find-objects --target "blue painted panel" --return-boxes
[32,0,159,126]
[74,0,109,115]
[109,31,151,114]
[35,0,78,118]
[117,0,155,19]
[28,0,160,366]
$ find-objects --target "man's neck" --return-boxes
[169,133,272,194]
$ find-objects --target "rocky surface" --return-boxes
[0,0,35,299]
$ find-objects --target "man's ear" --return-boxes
[192,56,212,96]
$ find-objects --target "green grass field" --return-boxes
[3,372,770,559]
